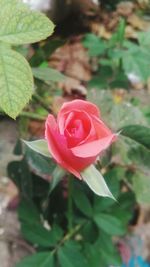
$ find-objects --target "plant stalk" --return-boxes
[68,175,73,232]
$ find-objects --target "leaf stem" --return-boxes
[52,223,84,255]
[19,111,46,121]
[0,109,46,121]
[33,94,52,113]
[68,175,73,232]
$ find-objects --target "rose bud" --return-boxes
[45,100,116,179]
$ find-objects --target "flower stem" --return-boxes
[68,175,73,232]
[52,223,84,255]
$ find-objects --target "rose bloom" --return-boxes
[45,100,116,179]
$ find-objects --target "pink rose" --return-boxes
[45,100,116,179]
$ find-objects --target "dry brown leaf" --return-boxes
[52,96,69,115]
[107,16,119,31]
[97,24,112,39]
[142,20,150,31]
[125,25,138,39]
[127,14,145,30]
[49,40,91,81]
[52,80,87,115]
[117,1,135,17]
[137,0,149,9]
[28,120,45,137]
[65,60,91,81]
[59,77,87,96]
[147,78,150,93]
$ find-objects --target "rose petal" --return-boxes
[60,100,100,117]
[64,111,92,147]
[71,134,116,158]
[45,115,96,179]
[45,115,65,163]
[92,117,113,138]
[45,115,82,179]
[58,100,100,134]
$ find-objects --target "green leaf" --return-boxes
[88,89,147,129]
[116,18,126,46]
[0,0,54,45]
[23,139,51,158]
[0,46,33,119]
[85,232,122,267]
[24,141,57,193]
[122,44,150,81]
[72,186,93,217]
[128,144,150,169]
[132,171,150,204]
[83,33,106,57]
[19,198,63,247]
[110,191,135,225]
[8,159,33,198]
[21,223,63,247]
[92,167,122,213]
[93,196,114,214]
[25,145,55,179]
[138,31,150,49]
[94,213,126,236]
[82,221,98,243]
[18,198,41,224]
[110,18,125,47]
[58,241,88,267]
[88,67,113,89]
[49,166,65,194]
[83,243,101,267]
[15,252,54,267]
[120,125,150,150]
[109,103,147,129]
[32,67,65,84]
[81,165,115,199]
[104,168,121,198]
[95,232,122,266]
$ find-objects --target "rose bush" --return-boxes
[45,100,116,178]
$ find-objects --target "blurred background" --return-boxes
[0,0,150,266]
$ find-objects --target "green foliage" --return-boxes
[122,42,150,82]
[21,220,63,248]
[0,45,33,119]
[23,139,51,158]
[5,6,150,265]
[88,89,147,129]
[88,89,150,206]
[121,125,150,150]
[83,34,106,57]
[49,166,66,194]
[119,125,150,204]
[58,241,88,267]
[32,67,66,84]
[72,185,93,218]
[9,139,136,267]
[0,0,54,118]
[0,0,54,45]
[138,31,150,48]
[132,171,150,204]
[8,158,33,198]
[94,213,126,235]
[83,20,150,88]
[81,164,115,199]
[25,146,56,181]
[15,252,54,267]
